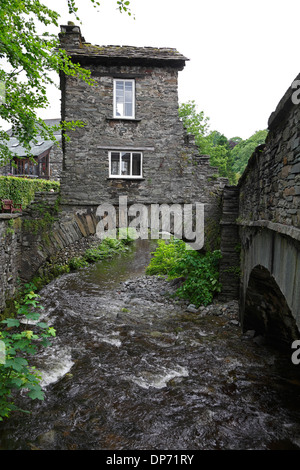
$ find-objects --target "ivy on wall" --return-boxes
[0,177,60,208]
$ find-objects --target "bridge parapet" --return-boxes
[237,74,300,346]
[238,75,300,230]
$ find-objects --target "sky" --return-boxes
[6,0,300,139]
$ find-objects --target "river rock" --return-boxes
[186,304,199,313]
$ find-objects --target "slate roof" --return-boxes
[7,119,61,158]
[60,25,188,69]
[74,44,187,61]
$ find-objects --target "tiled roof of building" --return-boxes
[74,44,188,61]
[7,119,61,157]
[59,24,188,68]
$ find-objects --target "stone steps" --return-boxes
[219,186,240,301]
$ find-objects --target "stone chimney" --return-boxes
[59,22,84,49]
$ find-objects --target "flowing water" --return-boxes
[1,239,300,450]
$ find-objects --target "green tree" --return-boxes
[230,129,268,178]
[178,100,211,153]
[207,131,237,184]
[179,101,239,184]
[0,0,132,166]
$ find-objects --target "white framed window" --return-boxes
[113,79,135,119]
[109,151,143,178]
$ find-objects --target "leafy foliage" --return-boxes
[146,238,222,306]
[178,101,211,152]
[70,234,134,269]
[230,129,268,178]
[179,101,238,184]
[0,283,56,421]
[0,175,59,208]
[0,0,133,166]
[179,101,268,184]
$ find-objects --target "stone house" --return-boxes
[58,24,227,247]
[0,119,63,180]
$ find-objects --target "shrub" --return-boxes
[68,257,89,270]
[0,176,60,208]
[146,238,222,306]
[84,247,103,263]
[146,238,187,277]
[0,283,56,420]
[70,236,132,270]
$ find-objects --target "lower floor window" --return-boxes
[12,154,50,178]
[109,151,142,178]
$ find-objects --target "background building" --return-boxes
[0,118,63,180]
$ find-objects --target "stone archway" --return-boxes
[243,264,299,349]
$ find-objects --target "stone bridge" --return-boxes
[220,74,300,348]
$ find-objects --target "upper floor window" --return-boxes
[113,79,135,119]
[109,151,142,178]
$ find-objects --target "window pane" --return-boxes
[115,81,124,116]
[111,153,120,175]
[114,80,134,118]
[125,89,132,101]
[125,82,133,117]
[116,81,124,92]
[121,153,130,175]
[125,102,133,117]
[132,153,141,176]
[116,88,124,98]
[116,101,123,117]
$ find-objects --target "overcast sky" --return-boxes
[14,0,300,139]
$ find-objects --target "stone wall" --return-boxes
[60,64,226,209]
[237,74,300,343]
[0,193,101,312]
[238,73,300,228]
[49,144,63,181]
[20,192,99,282]
[0,214,22,312]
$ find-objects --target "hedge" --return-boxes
[0,176,60,209]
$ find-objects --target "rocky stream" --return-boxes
[0,239,300,451]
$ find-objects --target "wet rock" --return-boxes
[186,304,199,313]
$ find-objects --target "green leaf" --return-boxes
[37,322,48,329]
[1,318,20,328]
[27,385,44,401]
[24,311,40,321]
[9,377,23,388]
[5,357,28,372]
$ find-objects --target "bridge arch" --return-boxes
[240,226,300,349]
[243,264,299,348]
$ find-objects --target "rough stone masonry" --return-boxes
[58,23,227,245]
